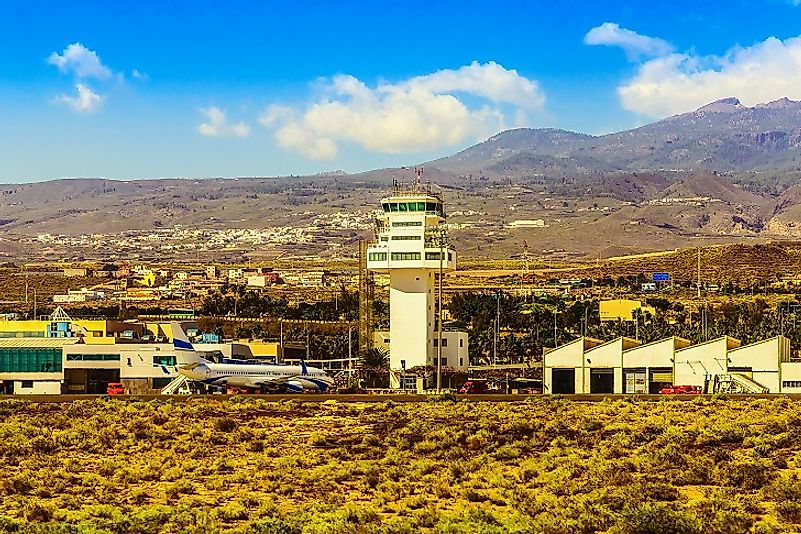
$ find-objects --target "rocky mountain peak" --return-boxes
[755,97,801,110]
[695,97,743,113]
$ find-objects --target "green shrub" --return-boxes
[715,458,776,490]
[427,392,456,403]
[776,501,801,524]
[247,517,302,534]
[213,417,237,433]
[213,501,249,522]
[614,503,701,534]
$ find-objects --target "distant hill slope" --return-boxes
[659,171,765,207]
[430,97,801,175]
[428,128,593,174]
[8,97,801,259]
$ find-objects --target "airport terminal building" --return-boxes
[0,308,269,394]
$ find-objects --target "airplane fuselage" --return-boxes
[179,361,333,392]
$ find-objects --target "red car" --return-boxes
[459,380,489,394]
[106,382,125,395]
[659,385,703,395]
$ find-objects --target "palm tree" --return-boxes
[360,347,389,388]
[361,347,389,368]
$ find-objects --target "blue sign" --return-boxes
[652,272,670,282]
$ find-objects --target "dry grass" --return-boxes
[0,397,799,532]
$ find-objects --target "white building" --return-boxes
[544,334,798,394]
[53,288,107,303]
[247,275,269,288]
[366,178,465,389]
[374,330,469,389]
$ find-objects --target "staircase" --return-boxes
[160,375,190,395]
[714,373,769,394]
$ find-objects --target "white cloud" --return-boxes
[585,22,674,60]
[48,43,112,79]
[618,35,801,117]
[54,83,102,113]
[258,104,295,127]
[197,107,251,138]
[408,61,544,110]
[131,69,149,81]
[260,61,543,159]
[275,124,337,159]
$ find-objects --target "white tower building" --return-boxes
[366,174,461,389]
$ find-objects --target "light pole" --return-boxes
[553,309,558,347]
[493,292,500,366]
[436,226,445,393]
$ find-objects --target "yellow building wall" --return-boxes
[0,319,114,339]
[244,341,279,358]
[0,320,49,336]
[600,299,656,322]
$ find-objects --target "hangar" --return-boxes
[543,335,798,394]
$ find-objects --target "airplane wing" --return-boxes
[245,374,301,389]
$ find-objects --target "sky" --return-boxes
[3,0,801,181]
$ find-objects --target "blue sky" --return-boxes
[2,0,801,181]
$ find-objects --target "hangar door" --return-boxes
[624,369,647,394]
[590,368,614,394]
[649,368,673,394]
[551,368,575,394]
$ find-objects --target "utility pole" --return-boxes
[493,291,500,366]
[697,247,702,298]
[437,227,444,393]
[357,240,373,363]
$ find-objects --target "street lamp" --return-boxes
[434,226,446,393]
[493,292,500,366]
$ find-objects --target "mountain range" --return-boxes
[430,97,801,180]
[6,97,801,260]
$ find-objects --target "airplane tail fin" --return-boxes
[300,357,308,376]
[171,322,195,352]
[171,322,209,364]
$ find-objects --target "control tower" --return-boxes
[366,170,456,389]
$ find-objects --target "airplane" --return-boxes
[171,323,334,393]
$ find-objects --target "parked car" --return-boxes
[659,385,703,395]
[459,380,489,394]
[106,382,125,395]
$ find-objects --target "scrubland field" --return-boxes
[1,397,801,533]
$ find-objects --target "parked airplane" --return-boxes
[171,323,334,393]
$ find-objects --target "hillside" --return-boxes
[5,97,801,260]
[431,97,801,177]
[576,242,801,283]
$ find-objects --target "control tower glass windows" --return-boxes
[391,252,421,261]
[425,251,454,261]
[382,201,443,214]
[391,235,421,241]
